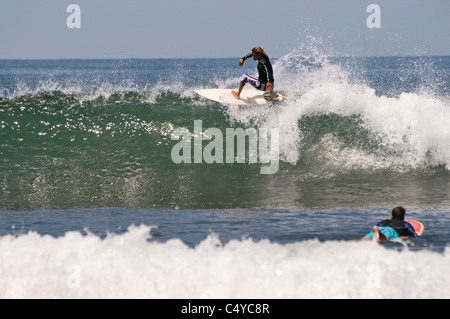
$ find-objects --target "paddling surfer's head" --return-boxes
[391,206,406,220]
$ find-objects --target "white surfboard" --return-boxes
[195,89,284,106]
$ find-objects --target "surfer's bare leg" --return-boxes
[372,226,380,242]
[232,82,245,99]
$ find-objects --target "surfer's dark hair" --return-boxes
[391,206,406,220]
[252,47,267,57]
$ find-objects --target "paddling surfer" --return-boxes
[361,206,419,242]
[232,47,275,100]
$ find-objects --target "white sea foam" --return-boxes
[1,76,196,105]
[0,225,449,299]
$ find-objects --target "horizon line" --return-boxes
[1,54,450,61]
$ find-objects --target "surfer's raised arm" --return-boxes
[239,53,253,67]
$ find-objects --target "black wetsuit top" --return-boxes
[376,219,418,238]
[242,53,274,85]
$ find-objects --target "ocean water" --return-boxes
[1,53,450,298]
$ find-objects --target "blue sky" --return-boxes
[0,0,449,59]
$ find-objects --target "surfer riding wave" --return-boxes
[232,47,275,100]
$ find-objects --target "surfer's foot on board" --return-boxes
[231,91,240,100]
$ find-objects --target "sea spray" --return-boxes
[225,51,450,171]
